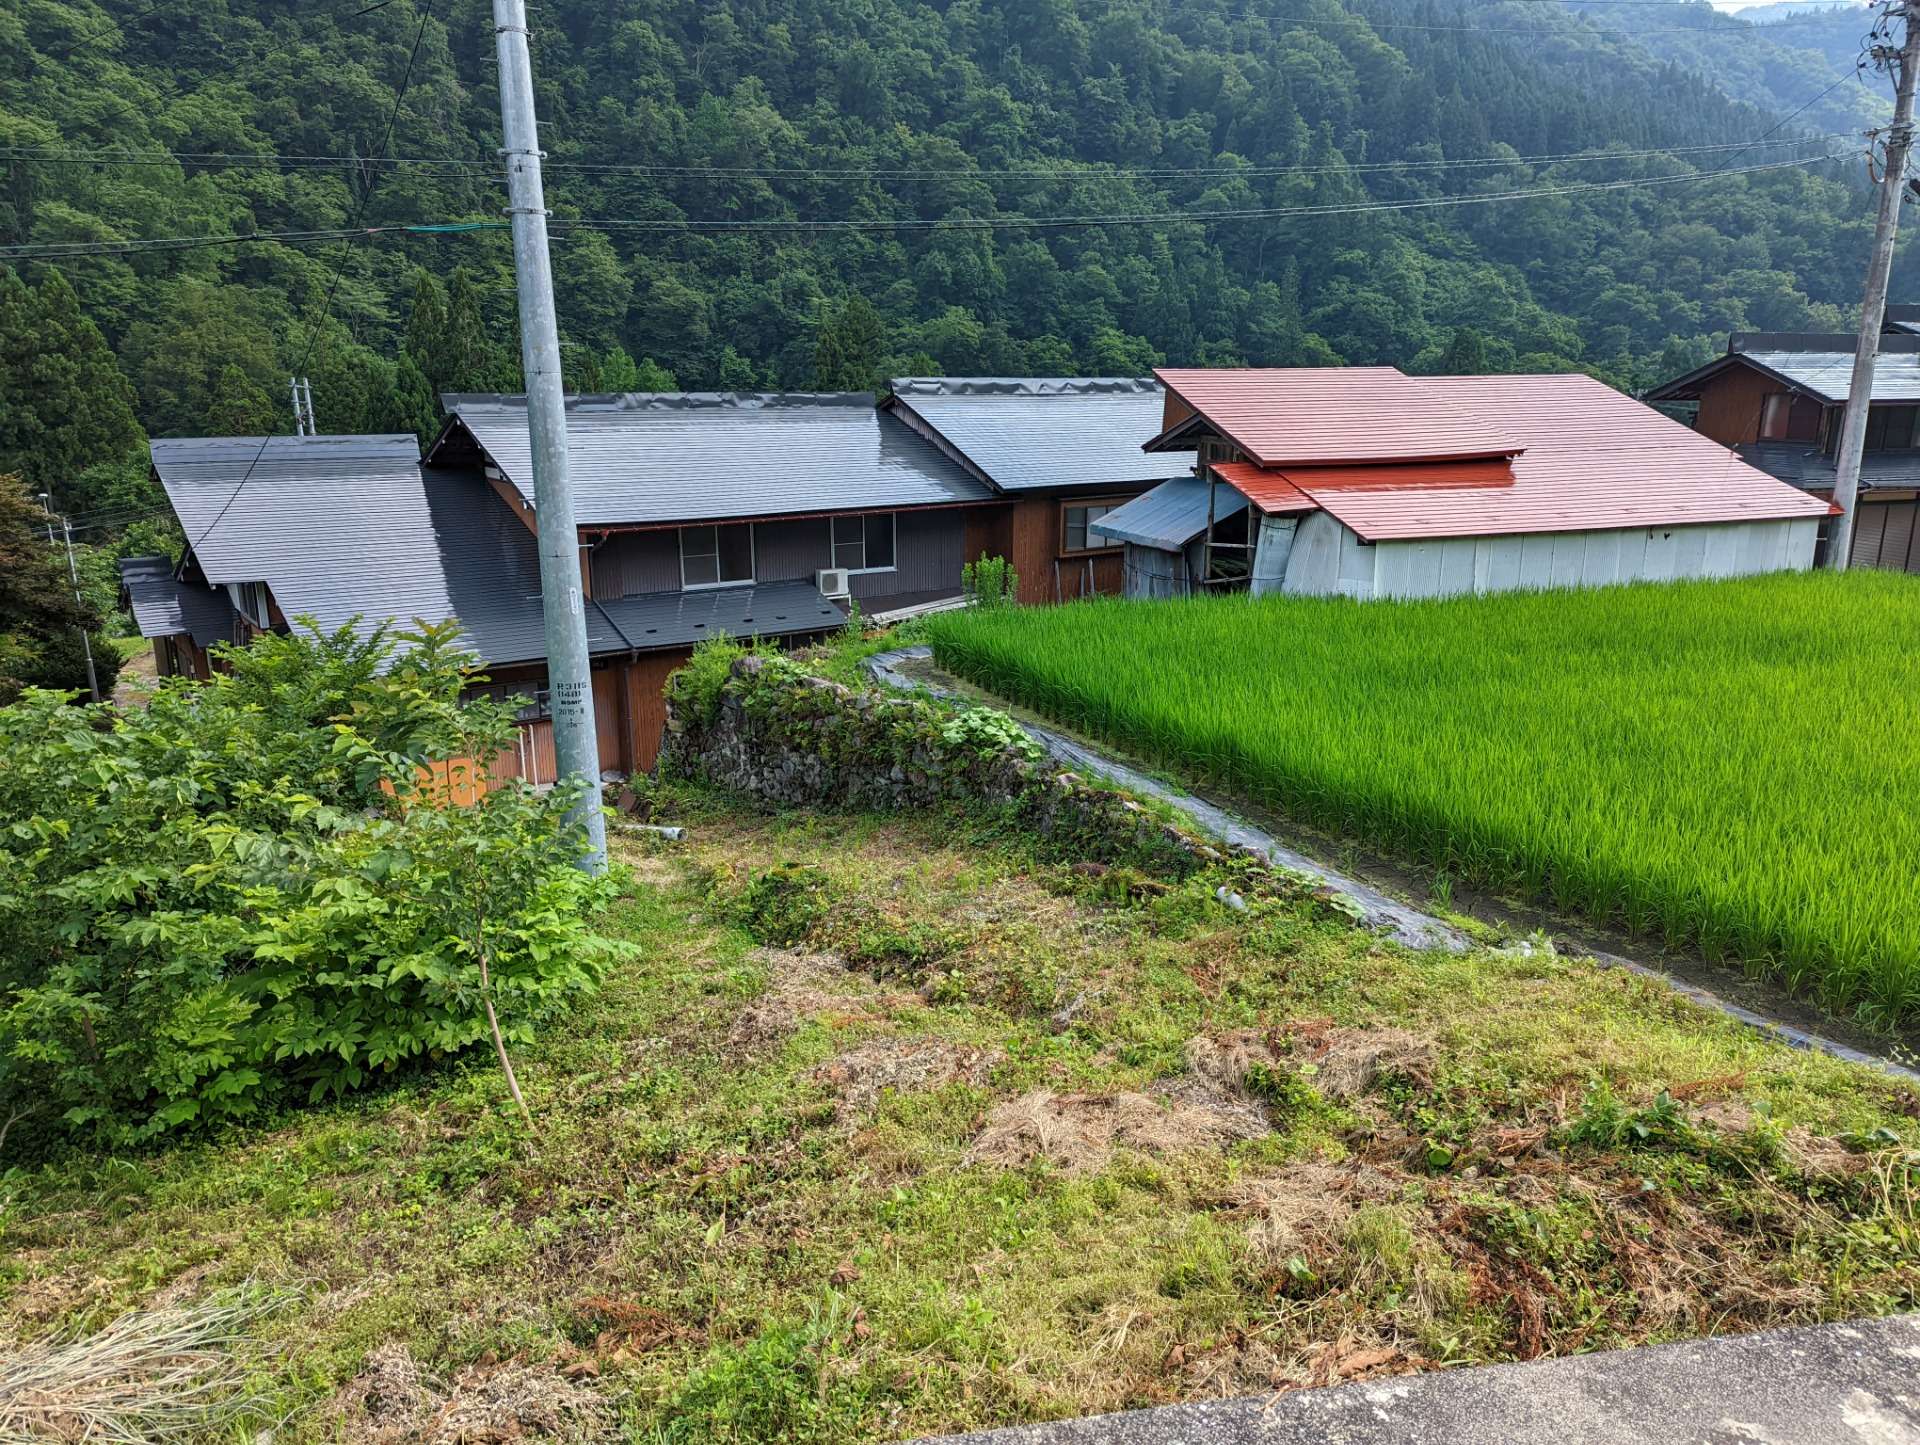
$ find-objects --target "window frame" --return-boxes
[831,512,898,575]
[1059,496,1130,557]
[679,522,757,590]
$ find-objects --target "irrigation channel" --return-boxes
[865,646,1920,1085]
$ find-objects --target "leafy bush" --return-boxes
[937,706,1041,762]
[0,619,621,1152]
[725,864,832,947]
[960,554,1018,610]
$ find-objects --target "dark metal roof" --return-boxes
[1088,476,1249,550]
[152,434,627,666]
[885,377,1190,492]
[435,392,994,526]
[146,432,847,665]
[594,581,846,651]
[1647,333,1920,405]
[117,555,235,648]
[1737,442,1920,493]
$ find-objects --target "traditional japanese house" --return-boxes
[1646,331,1920,574]
[881,377,1193,603]
[122,392,1000,775]
[1122,367,1836,600]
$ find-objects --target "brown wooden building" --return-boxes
[1647,330,1920,574]
[882,378,1194,604]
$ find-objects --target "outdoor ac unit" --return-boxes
[816,567,851,599]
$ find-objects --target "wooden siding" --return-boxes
[489,475,539,535]
[624,649,687,772]
[1693,365,1784,447]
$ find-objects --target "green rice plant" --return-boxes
[926,572,1920,1027]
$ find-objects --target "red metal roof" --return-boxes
[1207,373,1840,541]
[1155,366,1524,468]
[1209,461,1318,514]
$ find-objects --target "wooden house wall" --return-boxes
[1694,366,1787,446]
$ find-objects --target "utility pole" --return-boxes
[38,494,101,704]
[1829,1,1920,570]
[491,0,606,871]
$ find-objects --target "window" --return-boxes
[1062,502,1121,554]
[1864,405,1920,453]
[1760,392,1823,443]
[680,524,754,588]
[831,513,896,573]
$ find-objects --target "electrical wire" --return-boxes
[0,133,1846,182]
[0,145,1843,259]
[179,0,436,564]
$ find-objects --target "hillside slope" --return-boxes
[0,0,1907,504]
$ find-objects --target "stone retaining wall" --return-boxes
[660,654,1238,877]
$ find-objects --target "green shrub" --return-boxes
[960,554,1017,610]
[937,706,1040,761]
[0,619,621,1152]
[667,635,752,728]
[726,863,832,946]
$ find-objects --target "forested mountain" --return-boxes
[1575,1,1886,134]
[1,0,1911,521]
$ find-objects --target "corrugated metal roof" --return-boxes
[1154,367,1524,467]
[1738,442,1920,492]
[595,581,846,651]
[1208,375,1836,542]
[117,555,235,648]
[885,377,1189,492]
[439,392,994,526]
[1087,476,1249,550]
[1208,461,1323,516]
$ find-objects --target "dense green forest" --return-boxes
[1,0,1912,529]
[1577,2,1886,134]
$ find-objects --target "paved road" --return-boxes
[914,1316,1920,1445]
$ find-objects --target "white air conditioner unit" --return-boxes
[816,567,851,600]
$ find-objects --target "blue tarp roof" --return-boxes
[1087,476,1247,551]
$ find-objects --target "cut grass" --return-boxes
[925,572,1920,1028]
[4,787,1919,1441]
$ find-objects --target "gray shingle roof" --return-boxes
[147,433,844,665]
[117,555,235,648]
[437,393,994,526]
[1737,442,1920,492]
[886,377,1193,492]
[1087,476,1247,550]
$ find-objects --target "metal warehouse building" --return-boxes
[1098,368,1837,601]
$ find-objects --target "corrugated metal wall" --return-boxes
[1283,516,1822,600]
[592,530,680,596]
[1854,497,1920,573]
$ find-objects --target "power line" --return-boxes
[33,0,176,64]
[549,151,1847,232]
[1,145,1841,259]
[0,133,1846,181]
[180,0,437,565]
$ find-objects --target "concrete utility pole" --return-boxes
[1829,1,1920,571]
[38,494,101,704]
[492,0,606,870]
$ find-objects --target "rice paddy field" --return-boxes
[924,572,1920,1029]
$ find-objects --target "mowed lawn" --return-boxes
[927,571,1920,1027]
